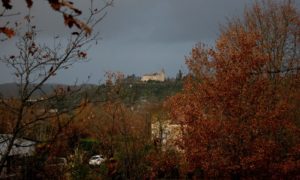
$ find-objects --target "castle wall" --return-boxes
[141,71,165,82]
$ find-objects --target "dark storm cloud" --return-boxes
[97,0,253,43]
[2,0,298,84]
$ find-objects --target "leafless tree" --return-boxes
[0,0,113,176]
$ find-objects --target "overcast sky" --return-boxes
[1,0,298,84]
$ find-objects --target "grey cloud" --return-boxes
[100,0,253,43]
[1,0,298,84]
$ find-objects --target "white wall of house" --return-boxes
[151,120,182,151]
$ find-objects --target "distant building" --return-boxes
[0,134,36,177]
[141,69,166,82]
[0,134,36,159]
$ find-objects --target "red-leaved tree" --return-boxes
[167,0,300,178]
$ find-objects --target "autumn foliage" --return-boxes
[1,0,299,179]
[167,0,300,178]
[0,0,113,38]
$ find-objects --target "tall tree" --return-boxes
[167,0,300,178]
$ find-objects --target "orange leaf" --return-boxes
[0,27,15,38]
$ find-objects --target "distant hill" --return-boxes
[0,83,97,98]
[0,81,183,103]
[0,83,19,97]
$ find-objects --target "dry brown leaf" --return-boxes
[63,14,91,36]
[25,0,33,8]
[61,0,81,15]
[1,0,12,9]
[48,0,60,11]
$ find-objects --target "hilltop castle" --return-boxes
[141,69,166,82]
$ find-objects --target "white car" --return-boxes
[89,155,105,166]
